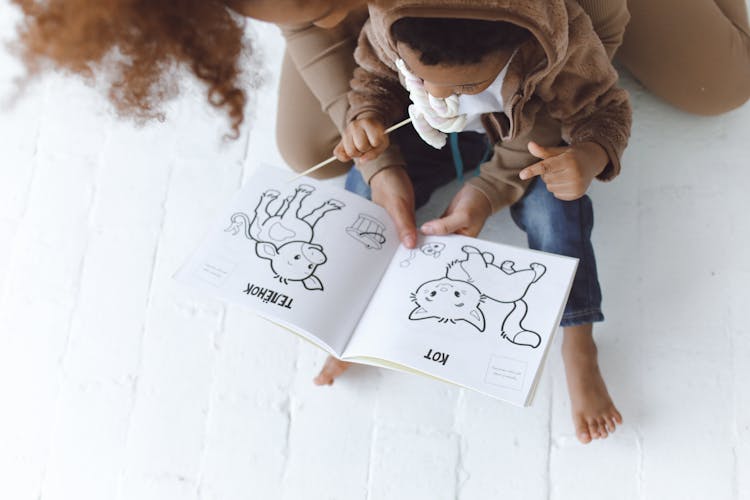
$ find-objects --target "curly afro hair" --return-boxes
[11,0,257,138]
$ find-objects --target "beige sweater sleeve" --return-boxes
[575,0,631,59]
[280,15,405,179]
[280,22,357,132]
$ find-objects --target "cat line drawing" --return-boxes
[400,242,446,267]
[225,184,344,291]
[409,245,546,348]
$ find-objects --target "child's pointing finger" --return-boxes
[519,160,550,180]
[520,142,568,180]
[519,158,566,180]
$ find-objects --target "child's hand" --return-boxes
[370,166,418,248]
[519,141,609,201]
[421,184,492,238]
[334,112,389,163]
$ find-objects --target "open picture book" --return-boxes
[176,166,578,406]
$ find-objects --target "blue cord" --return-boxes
[476,139,491,175]
[449,132,493,180]
[448,132,464,182]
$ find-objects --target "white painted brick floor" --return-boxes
[1,3,749,500]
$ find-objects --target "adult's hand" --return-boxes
[370,166,418,248]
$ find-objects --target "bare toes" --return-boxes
[588,419,602,439]
[609,413,622,432]
[604,417,616,433]
[613,409,623,425]
[575,417,592,444]
[597,417,610,438]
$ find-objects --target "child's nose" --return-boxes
[423,82,454,99]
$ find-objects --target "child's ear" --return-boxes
[256,242,278,260]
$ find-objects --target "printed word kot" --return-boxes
[424,348,450,366]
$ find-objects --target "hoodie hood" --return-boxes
[370,0,571,81]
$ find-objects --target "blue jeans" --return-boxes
[509,178,603,326]
[346,126,603,327]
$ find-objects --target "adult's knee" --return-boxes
[619,4,750,116]
[664,65,750,116]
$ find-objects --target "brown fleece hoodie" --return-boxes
[348,0,632,212]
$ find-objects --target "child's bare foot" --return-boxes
[562,324,622,444]
[313,356,351,386]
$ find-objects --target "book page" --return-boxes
[343,235,578,406]
[175,166,400,356]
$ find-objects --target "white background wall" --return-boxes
[1,3,749,499]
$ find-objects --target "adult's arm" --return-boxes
[280,10,405,174]
[280,12,365,133]
[575,0,630,59]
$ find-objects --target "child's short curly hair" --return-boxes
[391,17,531,66]
[11,0,255,138]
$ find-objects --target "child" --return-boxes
[327,0,631,445]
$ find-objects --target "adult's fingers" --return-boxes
[384,196,417,248]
